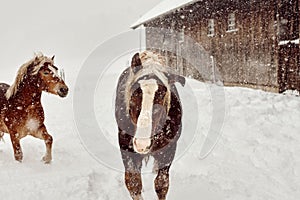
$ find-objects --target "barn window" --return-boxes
[227,13,238,32]
[279,18,289,39]
[208,19,215,37]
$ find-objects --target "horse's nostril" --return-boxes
[60,87,68,94]
[58,87,68,97]
[133,138,151,154]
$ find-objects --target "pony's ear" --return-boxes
[131,53,142,73]
[167,73,186,87]
[51,55,55,61]
[33,55,40,65]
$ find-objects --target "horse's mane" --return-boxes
[6,53,54,100]
[125,51,171,113]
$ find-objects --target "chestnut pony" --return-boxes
[115,51,185,200]
[0,54,68,163]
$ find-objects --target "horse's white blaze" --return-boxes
[125,64,171,113]
[48,65,59,78]
[133,79,158,154]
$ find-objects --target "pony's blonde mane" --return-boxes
[5,53,54,100]
[125,51,171,113]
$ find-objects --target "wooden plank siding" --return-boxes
[277,0,300,92]
[144,0,299,92]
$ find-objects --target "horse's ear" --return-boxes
[33,55,40,65]
[51,55,55,61]
[131,53,142,73]
[167,73,186,87]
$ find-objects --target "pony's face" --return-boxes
[38,62,68,98]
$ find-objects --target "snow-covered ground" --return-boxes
[0,58,299,200]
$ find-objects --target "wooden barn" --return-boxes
[131,0,300,93]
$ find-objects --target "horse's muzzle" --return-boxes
[133,137,152,154]
[58,86,69,97]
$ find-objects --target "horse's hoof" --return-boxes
[42,156,52,164]
[14,154,23,162]
[42,159,51,164]
[132,195,144,200]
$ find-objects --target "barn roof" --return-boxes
[131,0,196,29]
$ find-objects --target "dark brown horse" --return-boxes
[0,53,68,163]
[115,51,185,200]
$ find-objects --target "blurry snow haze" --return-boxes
[0,0,160,83]
[0,1,300,200]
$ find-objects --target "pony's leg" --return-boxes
[121,151,144,200]
[153,144,177,200]
[32,125,53,164]
[9,132,23,162]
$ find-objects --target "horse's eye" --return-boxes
[43,71,50,75]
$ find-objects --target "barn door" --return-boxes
[278,43,300,93]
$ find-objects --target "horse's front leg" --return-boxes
[32,124,53,164]
[154,166,171,200]
[125,171,143,200]
[9,132,23,162]
[153,144,177,200]
[121,151,144,200]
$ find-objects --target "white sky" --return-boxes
[0,0,160,81]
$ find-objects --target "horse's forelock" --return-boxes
[140,51,165,66]
[31,54,54,75]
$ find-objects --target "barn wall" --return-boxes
[277,0,300,92]
[208,1,279,88]
[145,15,206,80]
[144,0,299,92]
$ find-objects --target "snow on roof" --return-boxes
[131,0,196,29]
